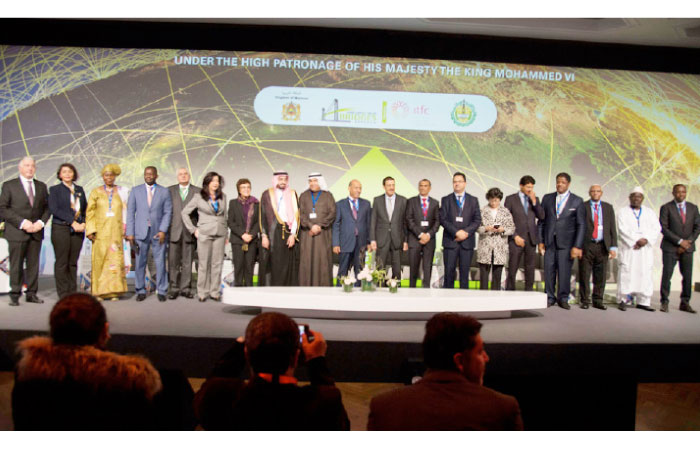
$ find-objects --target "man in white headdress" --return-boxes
[616,186,661,311]
[298,172,336,286]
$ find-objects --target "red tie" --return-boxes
[592,203,599,240]
[422,198,428,219]
[680,205,686,224]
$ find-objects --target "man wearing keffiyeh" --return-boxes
[298,172,336,286]
[259,171,300,286]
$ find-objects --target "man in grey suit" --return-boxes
[126,166,173,302]
[0,157,51,306]
[370,177,408,281]
[167,167,200,299]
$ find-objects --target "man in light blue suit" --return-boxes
[332,179,371,286]
[126,166,173,302]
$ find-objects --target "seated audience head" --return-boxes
[244,312,300,375]
[423,312,488,385]
[49,293,109,348]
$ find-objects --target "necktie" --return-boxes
[148,185,154,207]
[422,198,428,219]
[680,204,686,224]
[387,196,394,220]
[180,187,187,202]
[27,181,34,207]
[522,195,529,214]
[592,203,599,240]
[351,200,358,235]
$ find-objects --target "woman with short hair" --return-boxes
[477,188,515,290]
[49,163,88,299]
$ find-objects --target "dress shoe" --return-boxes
[547,301,557,308]
[210,295,221,302]
[558,301,571,310]
[618,302,627,311]
[182,290,195,299]
[198,296,207,302]
[580,302,590,310]
[136,293,147,302]
[10,296,20,307]
[25,294,44,304]
[593,303,607,311]
[660,302,669,313]
[680,303,697,314]
[636,304,655,312]
[158,294,167,302]
[168,291,179,300]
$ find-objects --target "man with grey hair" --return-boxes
[576,184,617,310]
[616,186,660,311]
[0,156,51,306]
[167,167,200,299]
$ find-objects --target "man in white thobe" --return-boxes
[616,186,661,311]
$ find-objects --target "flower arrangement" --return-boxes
[357,267,375,291]
[340,273,355,293]
[387,278,399,294]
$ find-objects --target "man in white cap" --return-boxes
[616,186,661,311]
[298,173,336,286]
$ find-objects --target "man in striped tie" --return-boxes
[660,184,700,313]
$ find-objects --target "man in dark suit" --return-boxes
[504,175,545,291]
[538,172,585,309]
[0,157,51,306]
[659,184,700,313]
[332,179,371,286]
[406,179,440,288]
[440,172,481,289]
[167,167,200,299]
[367,312,523,431]
[576,184,618,310]
[370,176,408,281]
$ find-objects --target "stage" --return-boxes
[2,276,700,429]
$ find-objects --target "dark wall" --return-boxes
[1,19,699,75]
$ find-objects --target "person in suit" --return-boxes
[126,166,173,302]
[48,163,88,299]
[182,172,228,302]
[538,172,585,309]
[504,175,545,291]
[228,178,259,287]
[332,179,371,286]
[0,156,51,306]
[167,167,200,299]
[370,176,408,281]
[367,312,523,431]
[193,312,349,430]
[405,179,440,288]
[659,184,700,313]
[576,184,618,310]
[476,188,515,290]
[439,172,481,289]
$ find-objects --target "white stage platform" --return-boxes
[222,286,548,319]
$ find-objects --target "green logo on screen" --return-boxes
[451,100,476,127]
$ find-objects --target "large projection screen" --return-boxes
[1,46,698,286]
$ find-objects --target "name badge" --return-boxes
[106,211,115,217]
[421,221,429,227]
[309,213,317,219]
[456,217,463,223]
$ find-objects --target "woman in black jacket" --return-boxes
[48,163,87,298]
